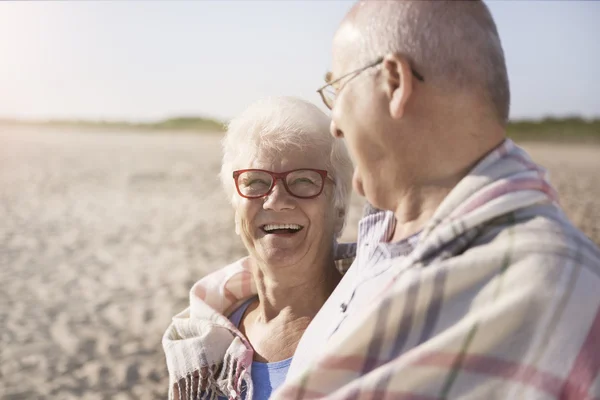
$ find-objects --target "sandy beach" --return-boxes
[1,127,598,399]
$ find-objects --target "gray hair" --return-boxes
[219,96,354,236]
[348,0,510,123]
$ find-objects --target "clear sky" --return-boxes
[1,1,598,122]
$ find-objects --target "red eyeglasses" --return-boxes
[232,169,332,199]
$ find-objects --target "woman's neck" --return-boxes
[240,256,341,362]
[251,257,341,322]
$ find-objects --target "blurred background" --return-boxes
[1,1,598,399]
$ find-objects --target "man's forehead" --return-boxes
[334,19,363,49]
[328,22,363,80]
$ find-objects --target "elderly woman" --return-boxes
[162,96,354,400]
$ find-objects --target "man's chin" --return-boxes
[353,175,388,211]
[352,170,366,198]
[352,181,363,197]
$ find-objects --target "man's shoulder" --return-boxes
[474,202,600,273]
[357,203,395,236]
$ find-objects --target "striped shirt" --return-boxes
[288,206,420,380]
[273,139,600,400]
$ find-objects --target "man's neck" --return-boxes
[389,135,506,242]
[390,184,453,242]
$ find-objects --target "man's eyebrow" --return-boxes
[324,71,332,83]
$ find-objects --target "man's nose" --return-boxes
[263,180,295,211]
[330,119,343,138]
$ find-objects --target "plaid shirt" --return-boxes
[273,139,600,400]
[289,206,420,379]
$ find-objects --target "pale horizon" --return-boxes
[1,1,599,123]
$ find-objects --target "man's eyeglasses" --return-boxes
[232,169,333,199]
[317,56,425,110]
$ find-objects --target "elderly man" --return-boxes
[273,1,600,399]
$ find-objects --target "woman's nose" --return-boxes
[263,180,295,211]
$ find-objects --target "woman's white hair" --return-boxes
[219,96,354,236]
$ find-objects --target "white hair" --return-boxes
[219,96,354,236]
[348,0,510,123]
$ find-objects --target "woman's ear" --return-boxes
[231,195,242,236]
[234,210,241,236]
[334,208,346,236]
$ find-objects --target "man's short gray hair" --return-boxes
[220,96,354,236]
[349,0,510,123]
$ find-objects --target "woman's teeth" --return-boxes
[263,224,303,233]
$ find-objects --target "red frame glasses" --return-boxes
[232,168,330,199]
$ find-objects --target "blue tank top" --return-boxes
[226,297,292,400]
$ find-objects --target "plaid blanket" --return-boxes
[162,251,356,399]
[272,139,600,400]
[162,257,256,400]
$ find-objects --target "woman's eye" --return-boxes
[291,178,316,185]
[243,179,269,187]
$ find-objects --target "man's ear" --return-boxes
[382,53,414,120]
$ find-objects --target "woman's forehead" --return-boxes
[245,146,329,171]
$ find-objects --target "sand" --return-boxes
[1,127,598,399]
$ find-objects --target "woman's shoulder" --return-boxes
[187,256,257,318]
[334,242,357,274]
[228,296,256,327]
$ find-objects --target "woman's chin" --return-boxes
[256,246,306,269]
[246,228,310,266]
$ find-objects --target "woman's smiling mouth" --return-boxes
[261,224,304,234]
